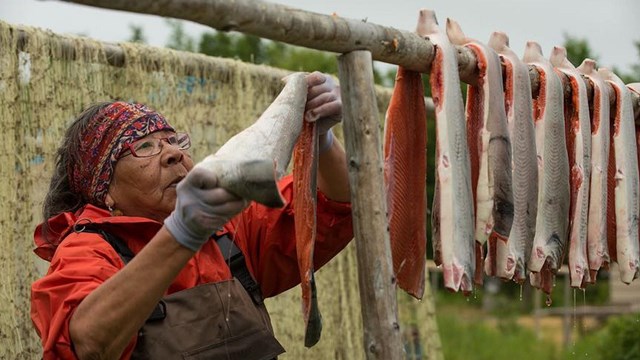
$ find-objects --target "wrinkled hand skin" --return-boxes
[304,71,342,137]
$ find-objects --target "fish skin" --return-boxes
[447,20,514,285]
[600,69,640,284]
[524,42,570,294]
[487,32,538,283]
[550,47,592,288]
[196,73,308,207]
[577,59,611,281]
[384,66,427,299]
[293,118,321,347]
[419,9,475,294]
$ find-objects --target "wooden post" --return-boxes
[338,50,403,360]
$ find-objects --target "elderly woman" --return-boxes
[31,72,353,360]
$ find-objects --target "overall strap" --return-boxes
[79,226,166,321]
[78,226,264,305]
[215,234,264,305]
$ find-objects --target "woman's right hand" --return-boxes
[164,167,247,251]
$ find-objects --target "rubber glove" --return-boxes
[164,167,247,252]
[304,72,342,152]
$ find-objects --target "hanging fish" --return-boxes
[418,9,475,294]
[384,64,428,299]
[293,112,321,347]
[446,20,514,285]
[550,47,592,288]
[524,42,570,294]
[600,69,640,284]
[487,32,538,283]
[577,59,611,282]
[627,83,640,191]
[196,73,307,207]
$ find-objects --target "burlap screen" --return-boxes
[0,21,441,359]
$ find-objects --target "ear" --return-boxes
[105,193,115,208]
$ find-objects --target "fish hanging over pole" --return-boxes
[577,59,611,282]
[601,69,640,284]
[446,20,514,285]
[524,42,570,295]
[487,32,538,283]
[418,9,475,294]
[383,64,428,297]
[550,46,592,288]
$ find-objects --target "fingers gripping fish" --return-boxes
[384,64,428,299]
[550,47,592,288]
[418,9,475,293]
[577,60,611,282]
[488,32,538,283]
[447,20,514,285]
[196,73,308,207]
[600,70,640,284]
[524,42,570,294]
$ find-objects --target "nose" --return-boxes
[161,143,185,166]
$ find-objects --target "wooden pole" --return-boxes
[338,50,403,360]
[59,0,640,118]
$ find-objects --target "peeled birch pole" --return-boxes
[338,50,403,360]
[60,0,639,119]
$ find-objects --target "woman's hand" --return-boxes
[304,72,342,138]
[164,167,247,251]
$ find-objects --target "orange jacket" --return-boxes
[31,175,353,359]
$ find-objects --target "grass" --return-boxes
[436,308,558,360]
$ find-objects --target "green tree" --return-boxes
[563,33,598,67]
[165,19,195,52]
[128,24,147,44]
[615,40,640,83]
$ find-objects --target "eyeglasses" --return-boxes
[120,132,191,158]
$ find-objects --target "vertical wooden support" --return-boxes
[337,50,403,360]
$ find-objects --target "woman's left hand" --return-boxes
[304,72,342,136]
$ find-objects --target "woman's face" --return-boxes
[106,130,194,222]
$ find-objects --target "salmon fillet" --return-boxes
[384,66,427,299]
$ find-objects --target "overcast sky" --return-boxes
[1,0,639,74]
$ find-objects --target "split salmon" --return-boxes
[488,32,538,283]
[293,116,321,347]
[384,65,427,299]
[600,69,640,284]
[447,20,514,285]
[418,9,475,294]
[629,83,640,183]
[196,73,307,207]
[524,42,570,294]
[577,59,611,281]
[550,47,592,288]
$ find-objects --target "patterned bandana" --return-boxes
[69,101,174,207]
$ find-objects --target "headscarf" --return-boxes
[68,101,174,207]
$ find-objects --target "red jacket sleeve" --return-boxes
[227,174,353,298]
[31,232,136,360]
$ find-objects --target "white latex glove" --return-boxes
[304,71,342,137]
[164,167,246,252]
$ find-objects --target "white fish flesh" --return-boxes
[418,9,475,293]
[446,20,513,285]
[195,73,307,207]
[577,59,611,282]
[524,42,570,294]
[487,32,538,283]
[550,47,592,288]
[601,69,640,284]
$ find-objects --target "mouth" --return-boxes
[167,176,185,189]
